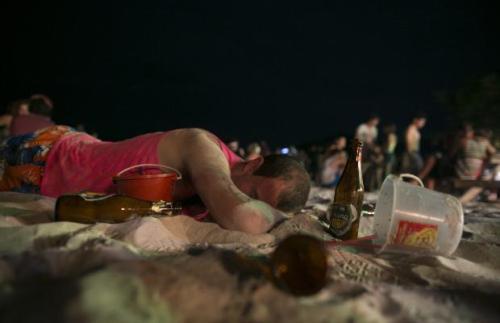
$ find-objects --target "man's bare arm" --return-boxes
[159,128,284,234]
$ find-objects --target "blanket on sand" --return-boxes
[0,189,499,323]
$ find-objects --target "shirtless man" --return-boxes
[0,126,311,234]
[401,113,426,174]
[355,115,379,146]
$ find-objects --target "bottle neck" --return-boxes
[150,200,182,215]
[349,140,363,164]
[353,147,362,163]
[343,140,364,185]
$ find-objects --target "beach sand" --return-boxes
[0,189,499,322]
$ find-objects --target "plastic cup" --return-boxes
[374,174,464,256]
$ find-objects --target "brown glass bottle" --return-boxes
[270,234,328,295]
[218,234,328,296]
[55,193,179,224]
[329,139,364,240]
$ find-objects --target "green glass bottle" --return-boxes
[329,139,364,240]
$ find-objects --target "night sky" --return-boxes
[1,1,499,146]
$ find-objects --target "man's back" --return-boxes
[10,114,54,136]
[42,131,166,197]
[42,129,242,198]
[406,124,421,152]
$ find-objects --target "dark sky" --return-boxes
[1,1,499,146]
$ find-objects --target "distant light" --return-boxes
[280,147,289,155]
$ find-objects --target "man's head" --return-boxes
[226,138,240,153]
[30,94,54,110]
[367,115,380,127]
[335,136,347,150]
[413,112,427,129]
[231,154,311,213]
[246,142,262,156]
[383,123,397,134]
[462,123,474,139]
[476,128,492,140]
[29,98,52,117]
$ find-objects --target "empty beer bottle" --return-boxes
[271,234,328,295]
[329,139,364,240]
[218,234,328,296]
[55,192,180,224]
[231,234,328,296]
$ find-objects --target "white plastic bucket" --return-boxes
[374,174,464,256]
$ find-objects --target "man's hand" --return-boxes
[231,200,287,234]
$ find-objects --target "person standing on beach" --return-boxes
[401,112,426,174]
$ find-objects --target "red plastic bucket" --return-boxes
[112,164,182,202]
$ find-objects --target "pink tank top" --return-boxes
[41,131,241,197]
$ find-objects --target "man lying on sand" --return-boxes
[0,126,311,234]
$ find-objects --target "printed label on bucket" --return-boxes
[329,203,358,237]
[392,220,438,250]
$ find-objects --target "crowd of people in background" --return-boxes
[1,94,498,202]
[225,112,499,202]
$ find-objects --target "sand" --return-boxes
[0,190,499,323]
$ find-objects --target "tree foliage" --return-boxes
[437,73,500,133]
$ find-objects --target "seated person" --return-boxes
[455,127,496,180]
[0,126,311,234]
[0,99,30,139]
[318,137,347,187]
[9,97,55,136]
[246,142,262,161]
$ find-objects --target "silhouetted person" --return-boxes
[355,115,379,146]
[318,136,347,187]
[400,112,426,175]
[226,137,245,158]
[455,127,496,180]
[418,135,448,190]
[9,97,54,136]
[382,123,398,176]
[0,99,30,140]
[246,142,262,161]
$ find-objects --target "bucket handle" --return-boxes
[399,173,424,187]
[116,164,182,180]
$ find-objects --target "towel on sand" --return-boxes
[0,192,274,254]
[1,190,500,323]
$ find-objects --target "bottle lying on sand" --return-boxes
[232,234,328,296]
[329,138,365,240]
[55,192,181,224]
[270,234,328,295]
